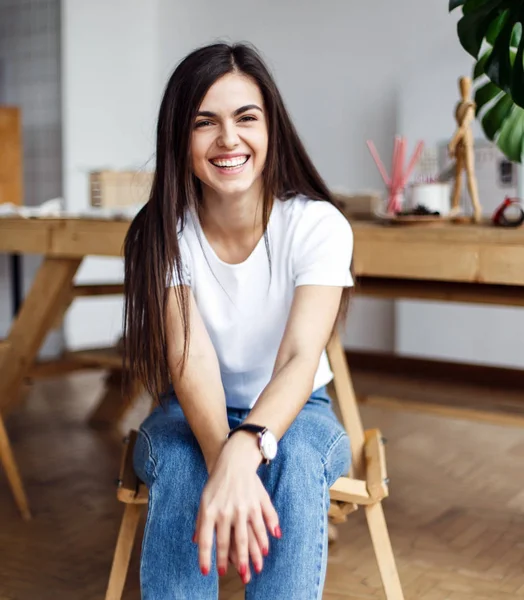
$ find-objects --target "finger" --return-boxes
[198,510,215,576]
[193,508,201,544]
[258,485,281,539]
[234,513,250,585]
[215,515,232,577]
[247,524,263,575]
[249,507,269,560]
[229,534,238,566]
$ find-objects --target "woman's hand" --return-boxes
[194,431,281,583]
[228,523,271,584]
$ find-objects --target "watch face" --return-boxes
[260,430,278,460]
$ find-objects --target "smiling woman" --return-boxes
[122,42,354,600]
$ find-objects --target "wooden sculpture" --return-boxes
[448,76,482,223]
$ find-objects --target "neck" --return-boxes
[199,181,268,241]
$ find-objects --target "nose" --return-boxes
[217,121,239,149]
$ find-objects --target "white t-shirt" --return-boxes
[170,195,354,409]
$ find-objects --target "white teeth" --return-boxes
[211,156,248,168]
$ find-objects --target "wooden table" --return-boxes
[3,216,524,416]
[2,215,524,519]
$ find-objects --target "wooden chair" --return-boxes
[105,333,404,599]
[0,405,31,521]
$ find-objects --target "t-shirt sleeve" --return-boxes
[293,201,354,288]
[167,235,192,287]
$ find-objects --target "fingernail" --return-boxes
[262,546,269,557]
[239,563,247,577]
[242,572,250,585]
[201,565,209,576]
[254,562,262,574]
[218,566,227,576]
[192,533,197,544]
[274,525,282,539]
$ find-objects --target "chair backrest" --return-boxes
[0,106,23,205]
[326,332,366,481]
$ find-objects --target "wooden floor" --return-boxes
[1,370,524,600]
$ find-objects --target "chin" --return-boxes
[208,176,259,197]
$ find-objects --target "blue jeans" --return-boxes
[133,386,351,600]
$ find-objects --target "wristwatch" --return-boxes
[227,424,278,464]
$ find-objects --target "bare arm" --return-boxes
[165,286,229,472]
[230,284,344,460]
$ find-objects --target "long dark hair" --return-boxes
[123,42,352,401]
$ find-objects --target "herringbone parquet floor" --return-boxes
[1,370,523,599]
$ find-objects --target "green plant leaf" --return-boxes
[511,33,524,106]
[455,0,513,57]
[485,10,510,44]
[463,0,503,14]
[473,49,491,78]
[485,17,515,93]
[510,21,522,46]
[474,81,501,110]
[457,7,498,58]
[451,0,524,161]
[496,105,524,161]
[481,93,513,139]
[474,46,517,79]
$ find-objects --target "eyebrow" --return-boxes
[196,104,263,118]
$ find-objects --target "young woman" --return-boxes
[123,42,354,600]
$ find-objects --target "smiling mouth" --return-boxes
[209,155,250,169]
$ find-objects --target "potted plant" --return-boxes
[449,0,524,164]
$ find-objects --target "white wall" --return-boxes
[61,0,161,349]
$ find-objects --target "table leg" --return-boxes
[0,256,81,517]
[9,253,22,317]
[0,256,82,411]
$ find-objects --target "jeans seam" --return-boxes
[138,428,159,482]
[313,469,329,600]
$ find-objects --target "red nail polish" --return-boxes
[255,562,262,574]
[218,566,227,576]
[262,546,269,557]
[274,525,282,539]
[201,565,209,576]
[239,563,247,577]
[192,533,197,544]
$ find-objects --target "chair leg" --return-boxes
[0,415,31,521]
[365,502,404,600]
[105,503,143,600]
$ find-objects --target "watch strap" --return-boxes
[227,423,267,439]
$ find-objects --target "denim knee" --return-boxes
[133,406,208,501]
[278,403,351,483]
[324,431,351,488]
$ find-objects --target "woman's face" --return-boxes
[191,72,269,199]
